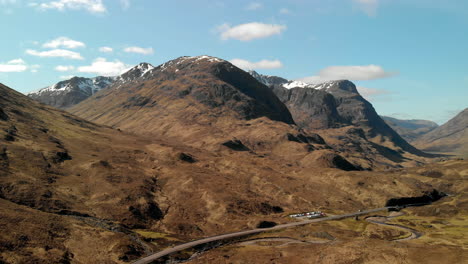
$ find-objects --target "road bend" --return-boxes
[132,207,393,264]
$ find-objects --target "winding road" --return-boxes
[132,207,394,264]
[366,212,423,241]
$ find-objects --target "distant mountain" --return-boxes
[251,72,431,163]
[27,63,154,109]
[382,116,439,142]
[413,108,468,156]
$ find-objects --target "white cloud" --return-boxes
[43,37,85,49]
[123,46,154,55]
[60,75,76,79]
[230,58,283,70]
[26,49,84,60]
[99,46,113,53]
[0,58,28,72]
[55,65,75,72]
[299,64,397,83]
[38,0,106,13]
[279,8,291,14]
[7,58,25,64]
[353,0,379,17]
[218,22,286,41]
[0,59,39,73]
[77,57,129,76]
[246,2,262,10]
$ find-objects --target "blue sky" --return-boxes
[0,0,467,124]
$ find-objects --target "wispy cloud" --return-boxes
[43,37,85,49]
[120,0,130,10]
[55,65,75,72]
[0,59,28,72]
[230,58,283,70]
[299,64,397,83]
[123,46,154,55]
[60,75,76,79]
[352,0,379,17]
[26,49,84,60]
[218,22,286,42]
[77,57,129,76]
[99,46,113,53]
[0,59,39,73]
[37,0,106,14]
[246,2,262,11]
[279,8,291,15]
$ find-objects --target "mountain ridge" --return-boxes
[27,62,155,109]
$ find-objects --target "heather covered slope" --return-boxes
[1,82,467,263]
[413,108,468,157]
[0,82,406,262]
[70,56,294,132]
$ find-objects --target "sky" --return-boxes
[0,0,467,124]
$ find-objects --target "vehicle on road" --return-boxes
[289,211,326,218]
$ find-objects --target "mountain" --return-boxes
[250,72,432,166]
[70,56,296,135]
[2,80,443,263]
[382,116,439,142]
[413,108,468,157]
[27,63,154,109]
[2,74,467,263]
[27,76,115,109]
[248,70,288,86]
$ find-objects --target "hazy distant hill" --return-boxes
[382,116,439,142]
[413,108,468,156]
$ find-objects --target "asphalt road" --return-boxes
[132,207,393,264]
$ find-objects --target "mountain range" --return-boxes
[1,55,467,263]
[29,57,461,169]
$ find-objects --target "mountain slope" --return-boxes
[27,63,154,109]
[70,56,295,140]
[3,80,443,263]
[413,108,468,156]
[382,116,439,142]
[251,72,432,166]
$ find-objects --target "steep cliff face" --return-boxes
[271,85,347,129]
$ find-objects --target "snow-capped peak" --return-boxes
[283,81,310,89]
